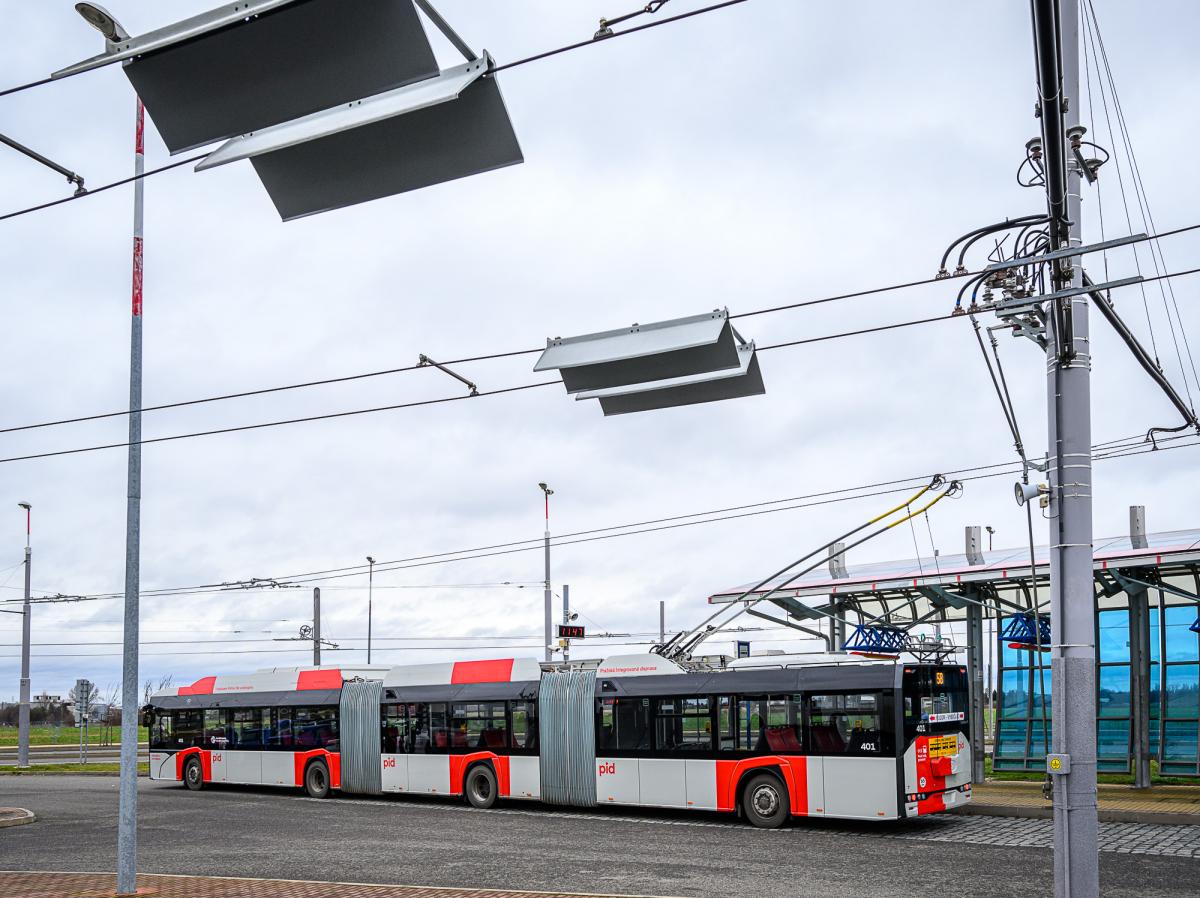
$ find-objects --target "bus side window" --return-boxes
[203,709,229,749]
[736,696,767,751]
[510,701,536,752]
[382,703,408,753]
[807,693,893,756]
[173,710,203,748]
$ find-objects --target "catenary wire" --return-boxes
[4,225,1199,439]
[7,430,1193,607]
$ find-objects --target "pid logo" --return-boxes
[383,757,397,769]
[598,761,616,777]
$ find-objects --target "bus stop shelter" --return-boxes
[708,510,1200,786]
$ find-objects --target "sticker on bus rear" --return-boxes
[928,735,958,757]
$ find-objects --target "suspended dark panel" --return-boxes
[249,75,523,220]
[534,311,743,394]
[584,346,765,416]
[122,0,439,153]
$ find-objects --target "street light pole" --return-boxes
[313,587,321,667]
[538,483,554,663]
[16,503,31,769]
[366,557,375,664]
[116,95,145,898]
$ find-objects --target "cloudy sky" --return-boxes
[1,1,1198,701]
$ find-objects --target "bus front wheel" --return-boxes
[183,756,204,791]
[465,764,498,809]
[304,760,331,799]
[742,773,788,828]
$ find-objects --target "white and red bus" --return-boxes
[145,652,971,826]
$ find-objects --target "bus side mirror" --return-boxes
[140,706,155,728]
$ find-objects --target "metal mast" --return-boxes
[16,503,31,769]
[1030,1,1099,895]
[116,95,145,897]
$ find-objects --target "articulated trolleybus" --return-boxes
[146,652,970,826]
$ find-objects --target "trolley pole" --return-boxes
[539,482,554,663]
[16,503,31,769]
[1031,2,1099,895]
[659,600,666,644]
[116,95,145,897]
[313,588,321,666]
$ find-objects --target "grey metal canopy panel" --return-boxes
[576,340,764,415]
[195,54,523,220]
[535,310,742,393]
[63,0,441,154]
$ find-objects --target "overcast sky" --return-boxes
[1,1,1198,701]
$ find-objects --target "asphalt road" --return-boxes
[1,776,1197,897]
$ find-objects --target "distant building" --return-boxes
[34,693,63,708]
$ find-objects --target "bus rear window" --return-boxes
[903,667,968,729]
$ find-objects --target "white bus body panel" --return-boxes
[381,753,409,792]
[508,756,540,799]
[596,757,640,804]
[209,752,228,783]
[225,751,262,785]
[823,757,898,819]
[148,751,174,781]
[261,752,294,786]
[684,759,718,810]
[408,754,451,794]
[638,758,686,808]
[805,756,826,816]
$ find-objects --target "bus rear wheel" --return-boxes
[304,760,331,799]
[183,756,204,791]
[465,764,498,809]
[742,773,788,828]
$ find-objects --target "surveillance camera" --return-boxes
[568,611,579,621]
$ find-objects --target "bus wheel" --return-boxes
[465,764,498,809]
[304,760,331,799]
[742,773,788,828]
[183,756,204,791]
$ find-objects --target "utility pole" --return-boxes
[538,482,553,662]
[562,583,570,663]
[1030,2,1099,895]
[17,503,31,769]
[313,588,321,666]
[116,95,144,898]
[366,557,375,664]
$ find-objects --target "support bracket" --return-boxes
[419,354,478,396]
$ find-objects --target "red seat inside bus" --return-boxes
[481,728,507,749]
[764,726,802,752]
[810,724,845,754]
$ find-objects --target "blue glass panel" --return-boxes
[1098,665,1131,718]
[1150,608,1161,662]
[995,721,1029,758]
[1097,717,1129,759]
[1162,720,1200,766]
[1098,609,1130,662]
[1164,607,1200,662]
[1149,718,1161,756]
[1000,669,1029,718]
[1165,664,1200,718]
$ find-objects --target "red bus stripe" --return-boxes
[178,676,216,696]
[450,659,515,684]
[296,669,342,690]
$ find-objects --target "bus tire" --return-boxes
[465,764,498,809]
[304,760,331,799]
[742,773,788,828]
[183,756,204,791]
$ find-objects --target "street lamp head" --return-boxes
[366,556,375,565]
[538,482,554,496]
[17,502,31,511]
[74,3,130,42]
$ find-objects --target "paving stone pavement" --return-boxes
[883,813,1200,857]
